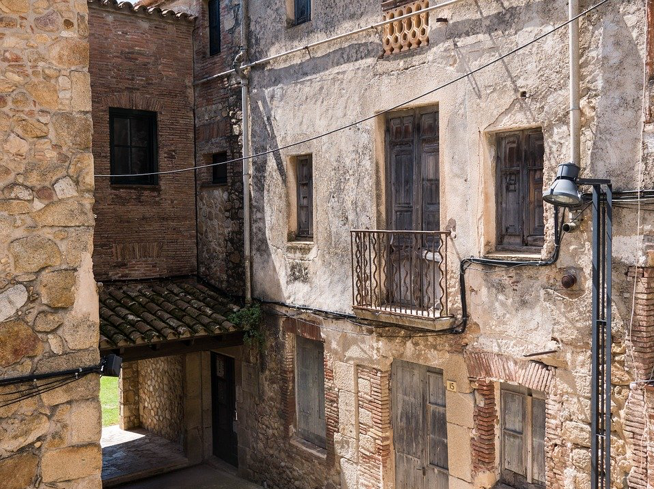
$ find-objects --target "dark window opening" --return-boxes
[296,155,313,240]
[294,0,311,25]
[496,128,544,250]
[208,0,221,56]
[212,152,228,184]
[109,108,157,186]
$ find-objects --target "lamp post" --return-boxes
[543,163,612,489]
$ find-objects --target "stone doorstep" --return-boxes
[102,459,190,488]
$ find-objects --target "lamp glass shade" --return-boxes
[542,163,582,207]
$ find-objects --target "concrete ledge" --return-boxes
[353,307,456,331]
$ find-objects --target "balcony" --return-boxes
[350,230,454,330]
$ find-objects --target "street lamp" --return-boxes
[543,163,613,489]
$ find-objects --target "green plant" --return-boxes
[229,303,265,350]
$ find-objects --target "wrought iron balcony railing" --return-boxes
[350,230,450,321]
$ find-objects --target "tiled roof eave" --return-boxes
[98,280,241,350]
[87,0,195,23]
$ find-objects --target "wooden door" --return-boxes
[386,109,440,310]
[212,353,238,467]
[392,360,448,489]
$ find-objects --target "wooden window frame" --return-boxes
[212,152,228,185]
[109,108,158,186]
[208,0,221,56]
[495,128,545,251]
[294,335,326,449]
[385,107,440,232]
[500,385,546,489]
[295,155,313,240]
[293,0,311,25]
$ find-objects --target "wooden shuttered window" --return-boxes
[497,129,545,249]
[208,0,221,56]
[387,108,440,232]
[501,387,546,489]
[109,108,157,186]
[295,336,326,448]
[296,155,313,239]
[392,361,448,489]
[294,0,311,25]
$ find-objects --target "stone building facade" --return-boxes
[88,0,197,281]
[0,0,101,486]
[231,0,654,488]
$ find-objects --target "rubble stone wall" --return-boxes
[138,355,184,444]
[0,0,101,485]
[119,360,140,430]
[88,4,197,281]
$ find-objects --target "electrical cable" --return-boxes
[95,0,612,179]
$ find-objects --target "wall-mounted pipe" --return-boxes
[570,0,581,167]
[235,0,252,304]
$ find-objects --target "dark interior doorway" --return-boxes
[211,353,238,467]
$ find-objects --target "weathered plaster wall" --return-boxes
[0,0,102,485]
[243,1,652,488]
[138,355,184,443]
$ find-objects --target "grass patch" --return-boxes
[100,376,119,427]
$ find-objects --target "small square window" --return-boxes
[109,108,157,186]
[212,152,228,185]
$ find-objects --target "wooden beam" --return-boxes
[100,332,245,362]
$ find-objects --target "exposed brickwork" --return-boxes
[465,350,554,393]
[357,366,391,489]
[626,387,649,489]
[88,5,197,281]
[545,393,565,489]
[191,0,244,295]
[324,350,339,467]
[471,380,496,477]
[627,267,654,380]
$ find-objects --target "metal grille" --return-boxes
[351,230,450,320]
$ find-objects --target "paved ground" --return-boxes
[113,463,263,489]
[102,426,188,487]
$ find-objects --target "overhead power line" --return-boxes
[95,0,611,179]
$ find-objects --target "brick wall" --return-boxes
[192,0,244,295]
[471,379,496,478]
[88,3,197,281]
[356,366,391,489]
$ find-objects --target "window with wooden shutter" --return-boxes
[501,386,546,489]
[294,0,311,25]
[386,108,440,232]
[296,155,313,240]
[496,129,544,250]
[208,0,221,56]
[109,108,158,186]
[295,336,326,448]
